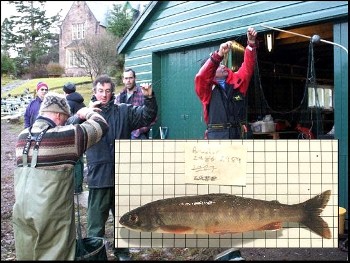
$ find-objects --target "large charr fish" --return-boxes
[119,190,332,239]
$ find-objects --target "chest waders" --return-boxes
[207,86,246,139]
[12,126,76,260]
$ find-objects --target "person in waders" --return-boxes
[13,92,109,260]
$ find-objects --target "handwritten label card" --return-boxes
[185,142,247,186]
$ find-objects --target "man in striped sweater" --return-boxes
[13,92,109,260]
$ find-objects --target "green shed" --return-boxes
[117,1,348,217]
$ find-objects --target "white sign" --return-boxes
[185,143,247,186]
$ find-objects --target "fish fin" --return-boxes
[160,225,193,234]
[257,222,283,231]
[299,190,332,239]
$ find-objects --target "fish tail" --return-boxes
[299,190,332,239]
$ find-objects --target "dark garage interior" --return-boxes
[245,22,334,139]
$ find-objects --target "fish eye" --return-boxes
[129,214,138,223]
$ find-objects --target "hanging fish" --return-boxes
[119,190,332,239]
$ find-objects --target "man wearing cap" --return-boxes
[13,92,109,260]
[24,82,49,128]
[63,82,86,194]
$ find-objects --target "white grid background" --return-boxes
[115,139,338,248]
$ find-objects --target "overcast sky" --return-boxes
[1,1,148,24]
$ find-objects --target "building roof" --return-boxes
[60,1,117,28]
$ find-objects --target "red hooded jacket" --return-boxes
[194,45,256,124]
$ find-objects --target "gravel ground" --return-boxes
[1,118,348,261]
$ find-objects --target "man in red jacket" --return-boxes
[195,27,258,139]
[194,27,257,261]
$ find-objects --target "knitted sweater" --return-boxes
[15,111,109,170]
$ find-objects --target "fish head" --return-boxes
[119,205,161,232]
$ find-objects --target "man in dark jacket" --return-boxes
[195,27,257,139]
[63,82,86,113]
[63,82,86,194]
[85,74,158,260]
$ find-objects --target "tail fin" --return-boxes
[299,190,332,239]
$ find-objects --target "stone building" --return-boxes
[58,1,109,77]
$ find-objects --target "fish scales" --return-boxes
[151,194,300,234]
[119,191,331,238]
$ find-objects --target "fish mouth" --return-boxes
[119,214,128,226]
[119,212,140,230]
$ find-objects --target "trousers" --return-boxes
[87,187,115,237]
[74,157,84,193]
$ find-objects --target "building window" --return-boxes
[308,85,333,109]
[68,51,77,67]
[72,23,85,40]
[67,50,85,68]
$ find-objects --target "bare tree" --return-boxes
[72,32,119,79]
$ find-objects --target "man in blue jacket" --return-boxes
[85,74,157,261]
[24,82,49,128]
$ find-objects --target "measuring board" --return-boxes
[115,139,338,248]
